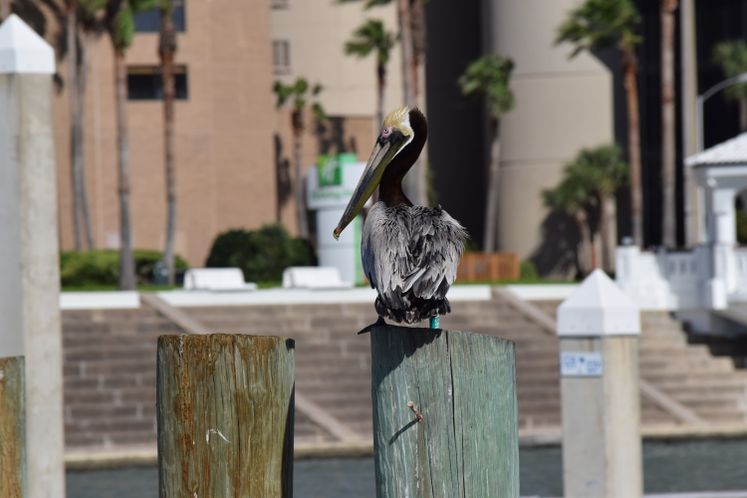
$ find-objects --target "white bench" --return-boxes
[183,268,258,292]
[282,267,352,289]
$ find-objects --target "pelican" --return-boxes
[333,107,467,329]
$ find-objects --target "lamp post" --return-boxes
[697,71,747,151]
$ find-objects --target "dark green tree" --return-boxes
[557,0,643,247]
[159,0,178,284]
[344,19,396,128]
[713,40,747,132]
[459,54,514,252]
[273,78,325,240]
[84,0,158,289]
[544,145,628,273]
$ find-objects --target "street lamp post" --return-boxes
[697,71,747,151]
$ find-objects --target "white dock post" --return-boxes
[557,269,642,498]
[0,15,65,498]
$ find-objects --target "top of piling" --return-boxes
[0,14,55,75]
[557,269,640,337]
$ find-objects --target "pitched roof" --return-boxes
[686,132,747,167]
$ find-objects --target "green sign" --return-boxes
[316,153,358,187]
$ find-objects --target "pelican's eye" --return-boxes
[379,126,393,142]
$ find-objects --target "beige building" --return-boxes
[53,0,400,265]
[55,0,278,265]
[486,0,615,271]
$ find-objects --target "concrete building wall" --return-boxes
[54,0,277,266]
[486,0,615,273]
[270,0,403,235]
[272,0,403,118]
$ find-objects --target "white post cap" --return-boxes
[0,14,55,75]
[557,269,641,337]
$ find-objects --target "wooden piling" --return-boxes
[370,326,519,498]
[157,334,295,498]
[0,357,25,498]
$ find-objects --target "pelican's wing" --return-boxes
[405,206,468,300]
[362,203,412,309]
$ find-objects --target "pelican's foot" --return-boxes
[357,316,387,335]
[429,316,440,329]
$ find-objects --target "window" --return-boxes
[127,66,189,101]
[272,0,289,9]
[134,0,186,32]
[272,40,291,74]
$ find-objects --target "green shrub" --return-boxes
[205,224,315,282]
[520,259,539,280]
[60,249,188,287]
[738,209,747,245]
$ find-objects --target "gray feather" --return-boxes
[361,201,468,323]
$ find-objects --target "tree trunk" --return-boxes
[68,4,82,250]
[376,64,385,131]
[740,97,747,132]
[69,5,94,251]
[77,33,95,249]
[114,48,136,290]
[599,194,615,272]
[397,0,425,205]
[292,110,308,239]
[483,119,501,252]
[160,5,177,285]
[574,210,591,276]
[623,51,644,247]
[396,0,415,107]
[661,0,678,248]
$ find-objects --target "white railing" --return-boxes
[616,245,712,310]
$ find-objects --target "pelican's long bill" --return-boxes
[332,132,408,239]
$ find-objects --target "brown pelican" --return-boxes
[333,107,467,328]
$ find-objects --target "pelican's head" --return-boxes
[333,107,416,239]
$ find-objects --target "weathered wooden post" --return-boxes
[0,14,65,498]
[370,325,519,497]
[157,334,295,498]
[557,269,642,498]
[0,357,25,497]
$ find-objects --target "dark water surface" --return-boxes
[66,439,747,498]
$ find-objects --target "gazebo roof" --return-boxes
[686,132,747,167]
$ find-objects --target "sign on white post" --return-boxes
[560,352,604,377]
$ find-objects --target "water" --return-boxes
[66,439,747,498]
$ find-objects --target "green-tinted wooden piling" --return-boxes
[0,357,25,498]
[370,326,519,498]
[157,334,295,498]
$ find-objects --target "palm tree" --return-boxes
[344,19,396,129]
[459,54,514,253]
[90,0,157,289]
[339,0,427,205]
[661,0,677,248]
[712,40,747,132]
[543,172,594,274]
[67,0,97,251]
[273,78,325,240]
[159,0,177,284]
[557,0,644,247]
[570,145,628,271]
[544,145,628,274]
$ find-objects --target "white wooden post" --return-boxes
[0,15,65,498]
[557,269,642,498]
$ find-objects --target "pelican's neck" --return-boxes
[379,109,427,207]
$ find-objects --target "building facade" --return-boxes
[52,0,401,266]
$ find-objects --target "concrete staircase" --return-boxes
[59,289,747,454]
[61,308,183,449]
